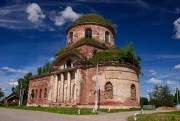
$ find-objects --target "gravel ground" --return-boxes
[0,108,174,121]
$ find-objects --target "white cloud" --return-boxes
[9,81,18,86]
[146,89,153,92]
[0,4,54,31]
[2,67,28,74]
[175,8,180,13]
[52,6,81,26]
[136,0,150,10]
[157,73,176,79]
[149,70,157,75]
[1,88,6,92]
[166,80,178,85]
[0,70,4,74]
[174,64,180,69]
[0,73,22,95]
[147,78,163,84]
[173,17,180,39]
[147,78,178,85]
[26,3,45,23]
[158,54,180,59]
[48,57,55,62]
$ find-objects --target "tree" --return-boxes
[42,62,51,74]
[37,62,51,75]
[149,85,174,108]
[37,67,42,75]
[140,97,148,107]
[0,88,4,100]
[15,72,32,105]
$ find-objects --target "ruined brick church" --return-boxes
[27,14,140,108]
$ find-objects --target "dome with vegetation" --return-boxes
[66,14,115,33]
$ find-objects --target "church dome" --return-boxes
[66,14,115,34]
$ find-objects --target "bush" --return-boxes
[8,102,19,106]
[0,103,5,106]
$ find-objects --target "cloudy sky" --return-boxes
[0,0,180,98]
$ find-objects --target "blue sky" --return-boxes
[0,0,180,98]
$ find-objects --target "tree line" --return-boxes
[1,62,52,105]
[140,85,180,108]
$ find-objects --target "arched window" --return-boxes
[104,82,113,99]
[31,89,34,100]
[69,32,73,43]
[39,89,42,98]
[44,88,47,98]
[35,89,38,98]
[131,84,136,100]
[66,59,71,68]
[85,28,92,38]
[105,31,110,43]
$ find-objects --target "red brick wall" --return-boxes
[79,66,139,107]
[27,75,52,106]
[67,24,114,46]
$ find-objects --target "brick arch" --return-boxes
[131,84,136,100]
[85,28,92,38]
[44,88,47,98]
[104,82,113,99]
[69,32,73,43]
[35,89,38,98]
[31,89,34,100]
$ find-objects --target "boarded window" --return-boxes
[31,89,34,100]
[131,84,136,100]
[39,89,42,98]
[105,31,110,43]
[69,32,73,43]
[104,82,113,99]
[35,89,38,98]
[85,28,92,38]
[44,88,47,98]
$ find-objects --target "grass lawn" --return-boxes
[98,108,141,113]
[0,105,147,115]
[127,111,180,121]
[0,106,96,115]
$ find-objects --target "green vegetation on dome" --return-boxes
[88,43,141,68]
[55,41,141,71]
[73,38,108,49]
[56,46,79,56]
[56,38,108,55]
[66,14,115,32]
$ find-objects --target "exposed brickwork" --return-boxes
[27,14,140,109]
[67,24,114,46]
[78,66,140,107]
[27,75,52,106]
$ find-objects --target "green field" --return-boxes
[0,106,96,115]
[128,111,180,121]
[98,108,141,113]
[0,106,145,115]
